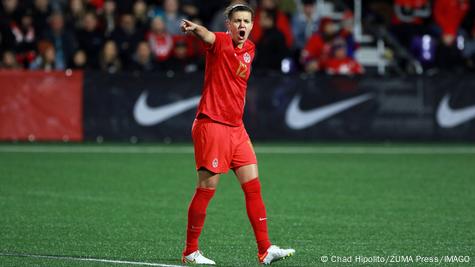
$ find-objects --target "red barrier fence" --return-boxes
[0,70,83,141]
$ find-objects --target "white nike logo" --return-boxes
[259,217,267,221]
[285,93,373,130]
[437,94,475,128]
[134,91,200,126]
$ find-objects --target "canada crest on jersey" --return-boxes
[243,52,251,63]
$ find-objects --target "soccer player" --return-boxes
[180,3,295,265]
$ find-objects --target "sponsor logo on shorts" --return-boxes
[212,158,219,168]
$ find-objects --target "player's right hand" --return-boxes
[181,19,197,34]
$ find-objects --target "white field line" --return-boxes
[0,145,475,154]
[0,252,186,267]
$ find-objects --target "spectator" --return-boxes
[339,10,357,58]
[99,39,121,73]
[71,49,89,69]
[292,0,319,52]
[64,0,88,31]
[323,39,364,75]
[301,17,339,73]
[147,16,173,63]
[111,13,143,65]
[76,11,104,68]
[129,40,156,72]
[433,0,469,47]
[10,10,37,68]
[1,50,21,69]
[251,0,294,48]
[390,0,432,50]
[431,0,469,70]
[42,11,78,70]
[163,0,186,35]
[30,40,58,71]
[31,0,52,40]
[132,0,149,31]
[164,35,198,73]
[0,0,23,27]
[149,0,187,35]
[254,9,289,71]
[99,0,118,37]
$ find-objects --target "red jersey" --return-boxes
[196,32,255,126]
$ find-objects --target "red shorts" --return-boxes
[192,117,257,173]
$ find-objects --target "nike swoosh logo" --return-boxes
[259,217,267,221]
[285,93,373,130]
[436,94,475,128]
[134,91,200,126]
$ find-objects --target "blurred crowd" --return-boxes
[0,0,474,75]
[366,0,475,72]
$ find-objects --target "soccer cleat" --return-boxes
[258,245,295,265]
[182,250,216,265]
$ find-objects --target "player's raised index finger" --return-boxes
[182,19,192,25]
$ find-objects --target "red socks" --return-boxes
[241,178,272,255]
[184,179,271,256]
[184,187,215,256]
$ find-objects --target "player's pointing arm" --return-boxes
[181,19,216,46]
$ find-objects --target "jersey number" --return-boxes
[236,62,247,78]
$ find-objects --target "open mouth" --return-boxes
[239,30,246,38]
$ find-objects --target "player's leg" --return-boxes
[235,163,270,251]
[230,129,270,255]
[235,164,295,265]
[231,126,295,264]
[183,119,231,264]
[183,169,219,264]
[197,168,220,188]
[234,163,258,184]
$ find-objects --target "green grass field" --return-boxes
[0,144,474,266]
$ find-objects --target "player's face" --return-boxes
[226,11,253,47]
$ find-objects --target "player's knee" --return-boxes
[197,168,220,188]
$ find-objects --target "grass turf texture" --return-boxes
[0,144,474,266]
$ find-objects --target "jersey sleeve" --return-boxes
[205,32,226,54]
